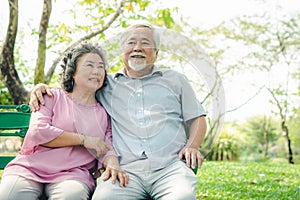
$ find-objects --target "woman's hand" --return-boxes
[29,83,52,111]
[80,134,112,158]
[102,156,129,187]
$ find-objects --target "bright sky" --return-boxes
[172,0,300,27]
[1,0,299,123]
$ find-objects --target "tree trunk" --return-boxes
[281,121,294,164]
[34,0,52,84]
[263,130,269,159]
[0,0,28,104]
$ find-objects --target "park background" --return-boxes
[1,0,300,199]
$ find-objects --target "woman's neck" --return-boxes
[69,90,97,105]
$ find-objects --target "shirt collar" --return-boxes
[114,65,163,79]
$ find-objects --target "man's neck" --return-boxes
[125,65,154,78]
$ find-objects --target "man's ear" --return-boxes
[155,50,159,58]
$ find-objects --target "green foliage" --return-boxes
[78,0,96,5]
[0,86,13,105]
[288,107,300,157]
[42,0,178,79]
[238,115,281,161]
[196,161,300,199]
[109,57,124,73]
[209,126,239,161]
[48,71,61,88]
[156,8,175,28]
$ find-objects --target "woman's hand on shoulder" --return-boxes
[29,83,53,111]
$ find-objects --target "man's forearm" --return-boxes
[187,116,207,148]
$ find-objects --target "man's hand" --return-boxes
[180,116,206,170]
[29,83,52,111]
[102,156,129,187]
[179,145,203,170]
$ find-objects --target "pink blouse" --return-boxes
[3,89,115,191]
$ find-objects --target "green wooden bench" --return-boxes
[0,104,31,169]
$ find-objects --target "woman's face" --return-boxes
[73,53,105,92]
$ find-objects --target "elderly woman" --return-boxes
[0,43,128,200]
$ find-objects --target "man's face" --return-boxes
[121,27,158,72]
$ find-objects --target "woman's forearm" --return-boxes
[42,131,81,147]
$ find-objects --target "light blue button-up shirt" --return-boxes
[97,66,206,170]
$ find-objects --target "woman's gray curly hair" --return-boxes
[60,42,108,92]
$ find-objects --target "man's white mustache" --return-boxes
[129,52,146,57]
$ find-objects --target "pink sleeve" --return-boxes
[97,116,117,170]
[20,90,64,154]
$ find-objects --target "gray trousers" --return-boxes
[0,175,91,200]
[92,160,198,200]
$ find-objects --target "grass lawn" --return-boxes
[1,161,299,199]
[196,161,300,199]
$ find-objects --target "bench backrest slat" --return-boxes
[0,104,31,169]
